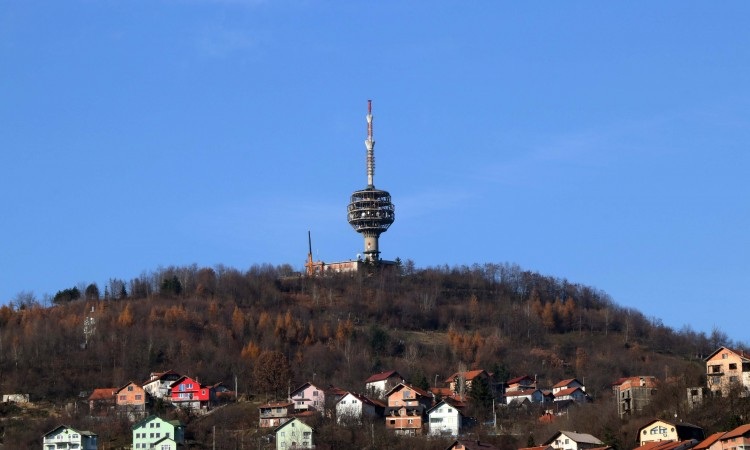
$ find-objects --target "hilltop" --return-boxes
[0,262,746,448]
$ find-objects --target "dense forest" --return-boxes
[1,262,747,449]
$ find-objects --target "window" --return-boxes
[128,386,134,391]
[730,364,738,370]
[723,353,729,359]
[403,390,411,399]
[156,423,160,428]
[187,383,193,389]
[730,376,739,382]
[120,395,126,401]
[313,391,318,396]
[135,395,142,400]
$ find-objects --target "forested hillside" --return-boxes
[1,262,746,448]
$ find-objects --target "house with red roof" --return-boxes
[365,370,404,398]
[692,432,725,450]
[384,382,434,436]
[445,369,492,396]
[169,375,214,411]
[88,388,116,415]
[553,387,590,403]
[259,401,294,428]
[507,375,536,392]
[552,378,585,395]
[717,424,750,450]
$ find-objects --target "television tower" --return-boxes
[347,100,395,261]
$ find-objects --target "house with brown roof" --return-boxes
[365,370,404,398]
[115,382,147,418]
[335,391,385,424]
[705,347,750,397]
[385,383,434,436]
[259,401,294,428]
[553,387,590,403]
[612,376,658,418]
[632,440,699,450]
[88,388,116,415]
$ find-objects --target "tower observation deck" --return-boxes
[347,100,395,261]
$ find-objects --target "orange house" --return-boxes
[705,347,750,396]
[384,383,433,436]
[115,381,147,415]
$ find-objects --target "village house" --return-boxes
[336,392,385,424]
[426,398,464,437]
[552,379,585,395]
[131,415,185,450]
[507,375,536,392]
[446,440,501,450]
[632,440,699,450]
[115,382,147,417]
[259,401,294,428]
[290,382,326,412]
[717,423,750,450]
[638,419,705,446]
[553,387,590,403]
[505,388,544,405]
[170,375,214,411]
[705,347,750,397]
[365,370,404,398]
[385,382,434,436]
[612,376,658,417]
[691,432,725,450]
[43,425,98,450]
[445,369,492,396]
[88,388,116,415]
[142,370,182,400]
[274,418,314,450]
[544,430,606,450]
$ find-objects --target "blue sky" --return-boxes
[1,1,748,343]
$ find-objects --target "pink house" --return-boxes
[719,424,750,450]
[290,382,325,412]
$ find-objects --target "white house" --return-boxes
[142,370,182,400]
[336,392,384,424]
[364,370,404,398]
[505,388,544,405]
[275,418,314,450]
[545,430,604,450]
[43,425,98,450]
[553,387,590,403]
[426,399,464,437]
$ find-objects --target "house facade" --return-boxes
[705,347,750,397]
[446,369,491,395]
[426,399,463,437]
[505,388,544,405]
[259,402,294,428]
[88,388,116,415]
[43,426,98,450]
[170,376,213,410]
[290,382,325,412]
[612,376,658,417]
[384,383,433,436]
[131,415,185,450]
[638,420,705,446]
[142,370,182,400]
[552,379,585,395]
[365,370,404,398]
[336,392,384,424]
[553,387,589,403]
[116,382,147,416]
[718,424,750,450]
[507,375,536,392]
[545,430,604,450]
[275,418,314,450]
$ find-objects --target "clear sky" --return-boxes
[1,1,748,343]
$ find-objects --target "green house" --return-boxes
[275,418,314,449]
[132,415,184,449]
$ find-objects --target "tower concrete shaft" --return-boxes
[347,100,395,261]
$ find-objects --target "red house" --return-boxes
[170,376,214,411]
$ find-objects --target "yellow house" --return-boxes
[638,419,704,446]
